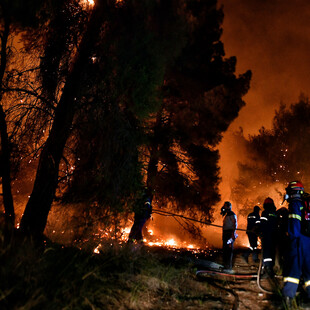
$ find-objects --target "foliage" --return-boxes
[0,0,53,224]
[232,95,310,211]
[61,0,188,211]
[145,0,251,221]
[0,0,251,236]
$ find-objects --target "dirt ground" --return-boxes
[194,249,310,310]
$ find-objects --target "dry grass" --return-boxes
[0,233,222,310]
[1,230,297,310]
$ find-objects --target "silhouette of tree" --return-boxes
[0,0,251,239]
[19,0,112,237]
[232,95,310,209]
[0,0,45,226]
[62,0,190,212]
[63,0,251,226]
[145,0,251,221]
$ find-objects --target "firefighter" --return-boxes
[128,189,153,243]
[221,201,238,271]
[282,181,310,304]
[259,197,277,276]
[243,205,260,263]
[275,206,289,270]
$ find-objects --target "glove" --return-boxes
[227,238,233,244]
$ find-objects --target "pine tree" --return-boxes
[145,0,251,221]
[0,0,45,226]
[232,95,310,212]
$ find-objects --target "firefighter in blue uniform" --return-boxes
[221,201,238,271]
[128,189,153,243]
[282,181,310,304]
[243,205,260,263]
[259,197,277,276]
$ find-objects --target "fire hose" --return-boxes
[152,208,247,231]
[256,253,275,294]
[152,208,276,294]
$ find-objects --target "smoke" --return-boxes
[216,0,310,228]
[10,0,310,251]
[219,0,310,134]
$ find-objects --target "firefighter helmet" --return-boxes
[286,181,304,193]
[254,205,260,212]
[263,197,276,211]
[284,181,304,201]
[263,197,274,205]
[223,201,232,210]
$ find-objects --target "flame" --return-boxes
[92,223,205,255]
[80,0,94,8]
[93,243,101,254]
[166,238,176,246]
[81,0,123,8]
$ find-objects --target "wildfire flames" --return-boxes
[89,214,220,256]
[40,204,251,255]
[82,0,123,8]
[93,225,203,255]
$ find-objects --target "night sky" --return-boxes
[219,0,310,134]
[217,0,310,203]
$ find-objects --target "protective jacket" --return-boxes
[247,210,260,231]
[276,207,289,268]
[259,206,277,268]
[223,210,238,231]
[222,210,237,269]
[134,197,152,220]
[246,210,260,251]
[128,196,152,243]
[282,199,310,298]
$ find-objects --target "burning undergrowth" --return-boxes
[42,201,216,255]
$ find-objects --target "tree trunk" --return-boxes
[0,106,15,225]
[20,1,108,237]
[147,146,159,190]
[146,110,163,191]
[0,12,15,226]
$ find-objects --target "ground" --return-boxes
[2,232,310,310]
[193,248,310,310]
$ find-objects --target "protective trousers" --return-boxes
[262,234,276,268]
[244,232,258,261]
[283,235,310,298]
[128,217,148,242]
[222,230,234,269]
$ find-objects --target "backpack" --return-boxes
[301,193,310,237]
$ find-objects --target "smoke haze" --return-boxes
[218,0,310,213]
[219,0,310,134]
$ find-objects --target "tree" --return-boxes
[19,0,184,237]
[0,0,251,240]
[0,0,46,226]
[145,0,251,221]
[232,95,310,211]
[62,0,184,206]
[19,0,112,237]
[62,0,251,228]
